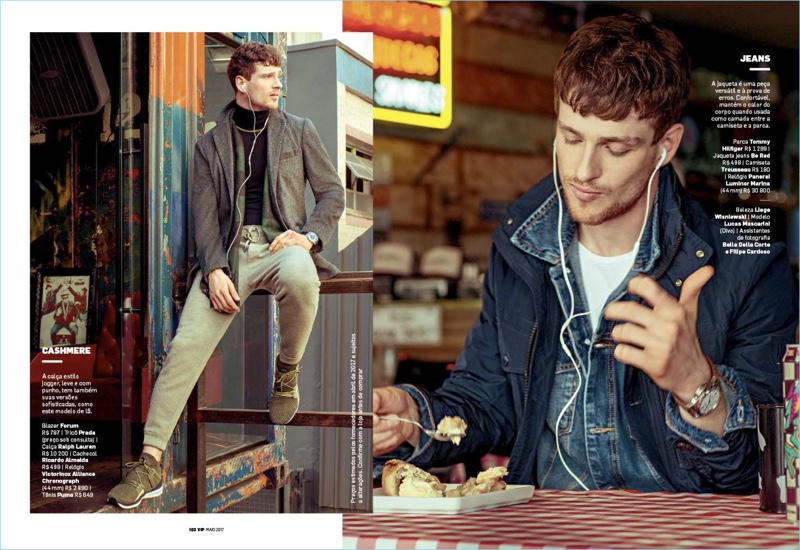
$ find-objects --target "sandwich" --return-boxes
[382,459,446,497]
[381,460,509,498]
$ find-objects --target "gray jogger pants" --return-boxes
[142,226,320,451]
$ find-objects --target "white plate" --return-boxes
[373,484,534,514]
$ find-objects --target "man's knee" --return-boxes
[275,247,320,298]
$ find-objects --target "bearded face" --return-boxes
[555,101,664,229]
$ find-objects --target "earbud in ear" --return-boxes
[656,146,667,167]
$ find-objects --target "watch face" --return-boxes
[306,232,319,244]
[697,386,722,415]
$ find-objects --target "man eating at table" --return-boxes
[373,13,797,493]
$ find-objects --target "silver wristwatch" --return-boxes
[305,231,319,247]
[673,364,722,418]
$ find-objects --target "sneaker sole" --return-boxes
[112,484,164,510]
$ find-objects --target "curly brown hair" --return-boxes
[553,14,690,142]
[227,42,282,92]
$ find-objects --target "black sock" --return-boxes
[276,357,298,374]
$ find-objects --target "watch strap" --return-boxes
[673,358,721,418]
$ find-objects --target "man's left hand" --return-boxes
[269,230,312,253]
[604,265,715,402]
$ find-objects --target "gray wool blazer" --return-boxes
[188,101,345,295]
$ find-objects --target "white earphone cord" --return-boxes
[225,86,269,260]
[550,139,666,491]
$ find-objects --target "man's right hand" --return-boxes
[208,268,240,313]
[373,386,423,456]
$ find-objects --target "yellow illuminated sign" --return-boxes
[344,1,452,130]
[375,37,440,76]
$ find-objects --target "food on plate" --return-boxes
[398,477,446,497]
[381,460,509,498]
[382,459,446,497]
[445,466,508,497]
[436,416,468,445]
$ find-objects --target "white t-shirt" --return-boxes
[577,242,636,332]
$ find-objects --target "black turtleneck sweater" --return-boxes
[233,104,269,225]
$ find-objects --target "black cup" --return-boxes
[757,404,787,513]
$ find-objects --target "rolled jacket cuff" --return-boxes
[665,363,756,453]
[372,384,436,480]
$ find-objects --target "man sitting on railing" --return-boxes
[108,41,344,509]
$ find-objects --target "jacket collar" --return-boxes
[504,166,702,276]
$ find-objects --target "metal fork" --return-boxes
[376,415,458,442]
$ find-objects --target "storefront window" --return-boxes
[346,146,374,217]
[30,32,149,512]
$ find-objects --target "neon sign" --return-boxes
[344,1,452,129]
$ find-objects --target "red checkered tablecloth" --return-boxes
[342,490,799,549]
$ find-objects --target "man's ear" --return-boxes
[658,123,684,165]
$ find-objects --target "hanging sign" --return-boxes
[344,1,452,129]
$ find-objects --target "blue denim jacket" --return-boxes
[379,166,797,493]
[528,187,753,490]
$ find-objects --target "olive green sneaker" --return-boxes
[269,363,300,425]
[107,453,163,509]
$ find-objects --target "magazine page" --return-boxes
[5,1,800,549]
[356,0,799,548]
[5,1,372,549]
